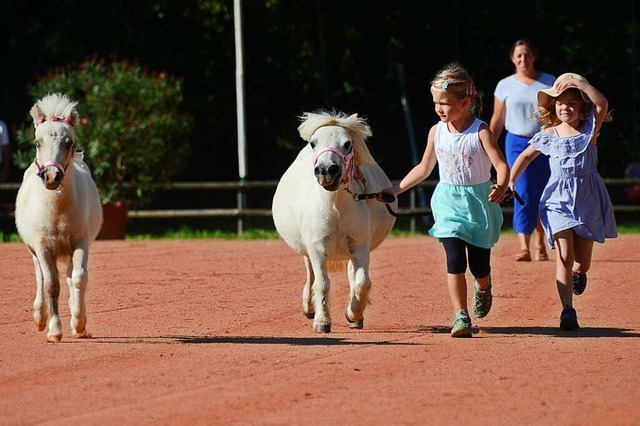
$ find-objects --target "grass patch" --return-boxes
[2,223,639,242]
[125,227,280,240]
[124,223,640,239]
[617,223,640,233]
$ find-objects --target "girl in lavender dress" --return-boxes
[509,73,617,331]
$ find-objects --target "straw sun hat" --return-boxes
[537,72,591,105]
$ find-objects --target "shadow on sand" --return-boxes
[83,335,423,346]
[419,325,640,338]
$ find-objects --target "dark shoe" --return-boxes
[560,306,580,330]
[472,280,492,318]
[572,272,587,295]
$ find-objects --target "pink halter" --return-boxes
[33,114,76,181]
[34,145,76,180]
[312,147,354,184]
[36,115,74,126]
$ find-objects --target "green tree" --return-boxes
[15,57,192,208]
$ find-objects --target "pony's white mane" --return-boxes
[298,111,376,165]
[31,93,78,128]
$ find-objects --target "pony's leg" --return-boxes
[308,252,331,333]
[345,247,371,329]
[302,256,315,319]
[67,243,91,338]
[31,254,47,332]
[34,248,62,342]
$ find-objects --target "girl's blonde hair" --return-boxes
[430,62,483,116]
[536,88,613,128]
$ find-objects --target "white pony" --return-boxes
[272,111,397,333]
[15,93,103,342]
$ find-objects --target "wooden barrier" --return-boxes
[1,178,639,235]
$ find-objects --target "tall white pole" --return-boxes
[234,0,247,181]
[234,0,247,234]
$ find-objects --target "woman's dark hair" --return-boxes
[510,39,538,60]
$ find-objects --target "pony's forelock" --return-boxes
[297,110,375,165]
[31,93,78,128]
[298,110,372,141]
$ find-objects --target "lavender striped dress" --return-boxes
[529,112,617,249]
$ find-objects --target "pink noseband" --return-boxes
[312,147,354,184]
[34,145,76,180]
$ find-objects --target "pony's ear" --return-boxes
[67,108,78,127]
[344,114,372,141]
[29,104,43,129]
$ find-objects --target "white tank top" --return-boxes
[435,118,492,185]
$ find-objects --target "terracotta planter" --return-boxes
[97,201,129,240]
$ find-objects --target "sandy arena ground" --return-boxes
[0,234,639,425]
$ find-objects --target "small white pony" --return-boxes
[15,93,103,342]
[272,111,397,333]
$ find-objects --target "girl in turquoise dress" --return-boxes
[509,73,617,331]
[379,63,509,337]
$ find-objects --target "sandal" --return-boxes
[516,249,531,262]
[535,246,549,261]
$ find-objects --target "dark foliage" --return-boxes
[1,0,638,183]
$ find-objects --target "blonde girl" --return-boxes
[379,63,509,337]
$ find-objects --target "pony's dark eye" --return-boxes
[34,140,40,148]
[65,138,74,149]
[344,141,352,152]
[310,140,317,149]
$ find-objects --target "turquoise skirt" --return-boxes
[428,181,503,249]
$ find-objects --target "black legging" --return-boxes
[441,237,491,278]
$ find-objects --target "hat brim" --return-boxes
[537,86,590,106]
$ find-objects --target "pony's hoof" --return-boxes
[47,334,62,343]
[35,323,46,332]
[73,330,92,339]
[303,311,315,319]
[313,323,331,333]
[345,311,364,329]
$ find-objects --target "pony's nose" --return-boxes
[39,167,63,187]
[314,164,340,179]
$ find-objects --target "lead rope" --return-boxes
[343,187,407,218]
[345,187,523,218]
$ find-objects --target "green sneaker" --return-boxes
[451,310,472,337]
[473,279,493,318]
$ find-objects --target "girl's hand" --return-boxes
[554,74,585,94]
[488,184,507,204]
[502,184,524,205]
[376,186,397,204]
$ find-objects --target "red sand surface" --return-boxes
[1,234,639,425]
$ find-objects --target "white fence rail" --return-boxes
[2,179,639,234]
